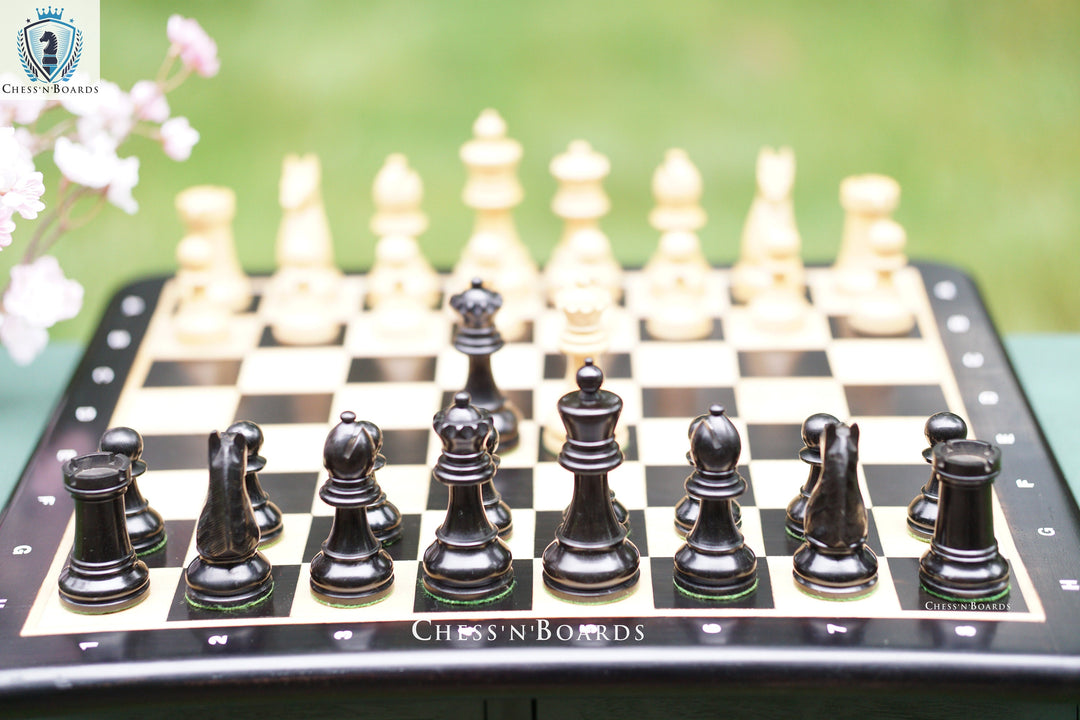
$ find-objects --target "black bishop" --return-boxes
[673,405,757,599]
[309,412,395,606]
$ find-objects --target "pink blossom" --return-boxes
[0,127,35,192]
[3,256,84,329]
[2,171,45,219]
[167,15,220,78]
[74,81,133,146]
[0,207,14,249]
[160,116,199,161]
[54,135,116,188]
[0,75,48,125]
[106,156,140,214]
[130,80,169,123]
[0,313,48,366]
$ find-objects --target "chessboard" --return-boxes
[2,263,1080,718]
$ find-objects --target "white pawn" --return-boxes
[748,225,810,333]
[847,218,914,336]
[175,186,251,312]
[371,277,432,340]
[542,282,613,456]
[731,147,800,304]
[645,231,712,341]
[546,228,622,305]
[455,109,537,284]
[368,155,440,310]
[834,174,901,295]
[367,235,441,311]
[648,148,707,235]
[174,234,229,344]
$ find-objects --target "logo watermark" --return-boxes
[2,2,99,97]
[411,619,646,643]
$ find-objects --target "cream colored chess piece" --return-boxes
[174,234,229,344]
[731,147,801,304]
[546,228,622,304]
[455,109,538,285]
[368,154,440,309]
[542,283,627,455]
[748,225,810,333]
[269,154,343,345]
[847,218,914,336]
[834,174,901,295]
[644,149,709,282]
[545,141,616,302]
[645,231,712,341]
[175,186,251,312]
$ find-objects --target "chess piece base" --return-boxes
[185,553,274,610]
[792,542,878,600]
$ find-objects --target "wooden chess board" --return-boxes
[2,264,1079,716]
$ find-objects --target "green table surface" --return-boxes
[1,336,1078,720]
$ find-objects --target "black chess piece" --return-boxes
[673,405,757,599]
[450,278,522,451]
[907,412,968,540]
[792,422,878,599]
[356,418,403,545]
[185,431,274,610]
[919,439,1010,601]
[309,412,395,606]
[784,413,840,540]
[481,421,513,537]
[421,392,515,603]
[226,420,283,546]
[99,426,167,556]
[543,359,640,601]
[58,452,150,613]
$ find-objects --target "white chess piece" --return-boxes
[834,174,901,295]
[847,218,914,336]
[547,228,622,304]
[645,231,712,341]
[748,224,810,333]
[270,154,343,345]
[175,186,251,313]
[174,234,229,344]
[731,147,800,304]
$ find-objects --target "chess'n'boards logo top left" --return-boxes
[18,6,81,83]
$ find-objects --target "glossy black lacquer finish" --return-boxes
[784,413,840,539]
[226,420,283,545]
[58,452,150,613]
[673,405,757,598]
[309,412,394,605]
[920,439,1011,600]
[184,432,273,609]
[450,278,521,451]
[907,411,968,539]
[422,392,514,602]
[543,359,640,600]
[792,422,878,599]
[99,426,166,555]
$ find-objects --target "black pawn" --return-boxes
[185,431,274,610]
[919,439,1010,601]
[226,420,283,546]
[482,422,513,537]
[673,405,757,599]
[310,412,394,606]
[908,412,968,540]
[358,419,403,544]
[450,278,522,451]
[422,392,514,603]
[792,422,878,599]
[784,413,840,540]
[99,427,167,556]
[543,359,640,601]
[58,452,150,613]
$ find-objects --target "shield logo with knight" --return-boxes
[17,6,82,83]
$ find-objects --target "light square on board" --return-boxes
[344,313,449,358]
[827,339,944,385]
[259,424,331,474]
[735,378,849,424]
[723,307,832,350]
[746,459,807,510]
[631,342,737,388]
[111,387,240,435]
[767,557,904,617]
[237,347,350,394]
[849,417,930,465]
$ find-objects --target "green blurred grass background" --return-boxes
[5,0,1079,344]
